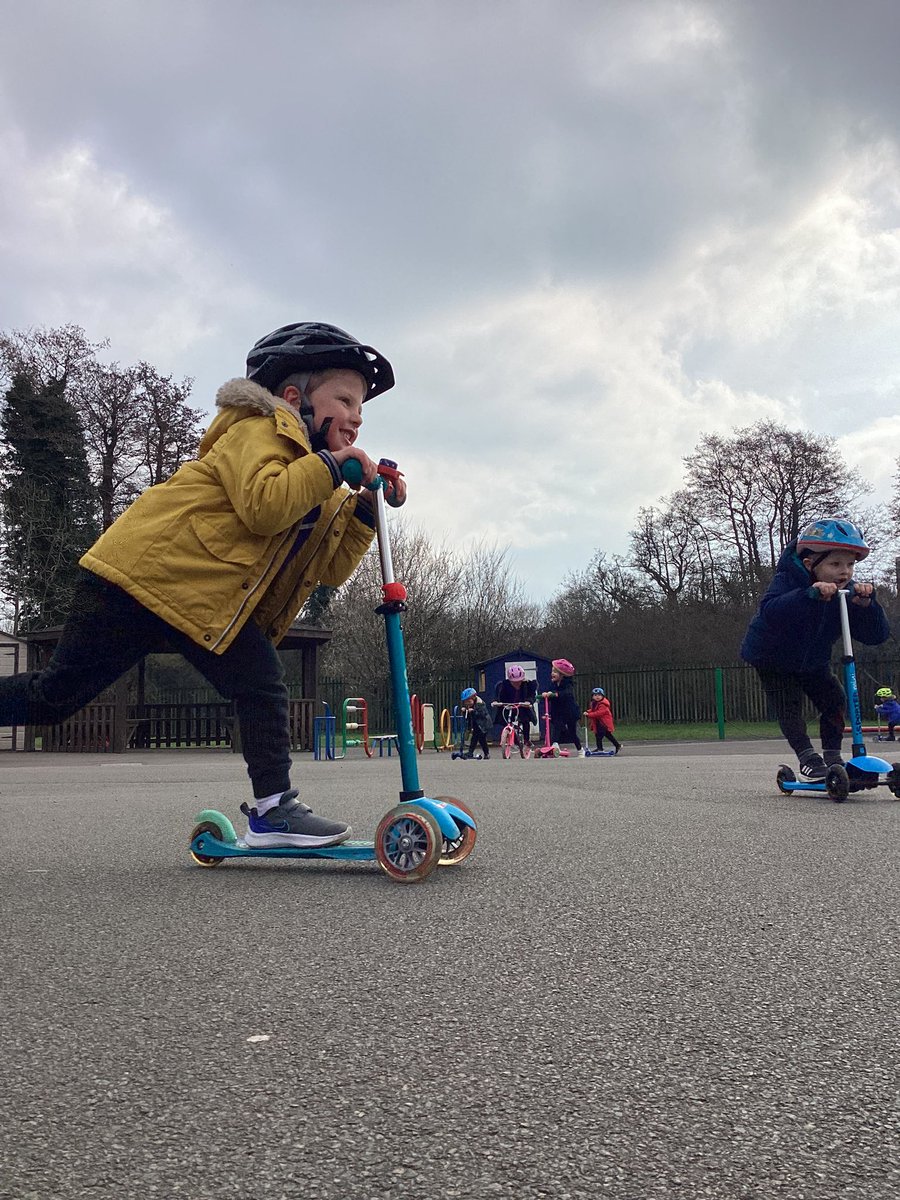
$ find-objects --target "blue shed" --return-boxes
[472,647,554,704]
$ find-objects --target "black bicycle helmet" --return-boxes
[245,322,394,398]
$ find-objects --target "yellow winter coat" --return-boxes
[80,378,375,654]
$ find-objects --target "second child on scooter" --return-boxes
[542,658,585,757]
[740,518,890,781]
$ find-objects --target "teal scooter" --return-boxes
[776,588,900,803]
[189,459,477,880]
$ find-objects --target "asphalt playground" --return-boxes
[1,739,898,1200]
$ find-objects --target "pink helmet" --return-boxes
[552,658,575,677]
[506,664,526,681]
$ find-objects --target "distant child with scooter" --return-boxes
[460,688,492,759]
[874,688,900,741]
[542,658,585,756]
[586,687,622,754]
[740,519,890,780]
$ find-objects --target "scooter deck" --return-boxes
[192,831,376,861]
[191,799,475,866]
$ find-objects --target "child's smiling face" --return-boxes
[308,370,367,453]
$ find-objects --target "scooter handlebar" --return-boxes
[341,458,405,505]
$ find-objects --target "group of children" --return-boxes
[458,659,622,759]
[458,516,895,776]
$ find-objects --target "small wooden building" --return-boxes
[14,622,333,753]
[0,631,27,750]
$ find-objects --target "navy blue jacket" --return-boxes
[544,675,581,725]
[740,543,890,673]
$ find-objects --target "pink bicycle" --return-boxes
[496,702,534,760]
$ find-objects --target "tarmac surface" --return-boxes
[1,739,899,1200]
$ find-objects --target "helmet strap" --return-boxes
[292,372,332,451]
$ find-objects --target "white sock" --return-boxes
[255,792,284,816]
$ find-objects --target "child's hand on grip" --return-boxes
[332,446,378,487]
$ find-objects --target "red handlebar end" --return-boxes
[382,582,407,602]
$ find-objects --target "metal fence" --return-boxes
[132,656,900,739]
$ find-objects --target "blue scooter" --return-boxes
[776,588,900,803]
[190,459,477,880]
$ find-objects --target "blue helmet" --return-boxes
[797,518,869,561]
[592,687,605,696]
[460,687,477,701]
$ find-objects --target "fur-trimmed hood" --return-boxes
[198,378,307,457]
[214,377,285,416]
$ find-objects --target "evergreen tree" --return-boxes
[0,373,99,632]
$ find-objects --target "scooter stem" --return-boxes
[838,589,865,759]
[360,461,424,801]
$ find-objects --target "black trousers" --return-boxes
[755,666,845,757]
[551,719,582,751]
[593,723,621,751]
[0,571,291,798]
[467,729,490,757]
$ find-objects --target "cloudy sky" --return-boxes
[2,0,900,600]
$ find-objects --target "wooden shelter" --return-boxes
[17,622,333,753]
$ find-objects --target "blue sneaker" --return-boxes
[241,790,351,848]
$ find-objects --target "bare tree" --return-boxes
[320,524,539,688]
[135,363,203,486]
[0,324,106,393]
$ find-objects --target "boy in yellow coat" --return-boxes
[0,322,404,847]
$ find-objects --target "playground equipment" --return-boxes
[776,589,900,803]
[410,695,437,752]
[313,701,337,760]
[340,696,372,758]
[189,458,476,881]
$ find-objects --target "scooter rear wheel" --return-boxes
[776,765,796,795]
[374,805,442,883]
[190,821,226,867]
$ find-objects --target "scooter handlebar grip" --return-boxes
[341,459,364,487]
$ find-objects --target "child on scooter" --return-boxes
[460,687,491,759]
[542,658,585,756]
[875,688,900,741]
[740,518,889,780]
[0,322,405,847]
[586,687,622,754]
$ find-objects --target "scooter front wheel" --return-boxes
[374,805,442,883]
[433,795,477,867]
